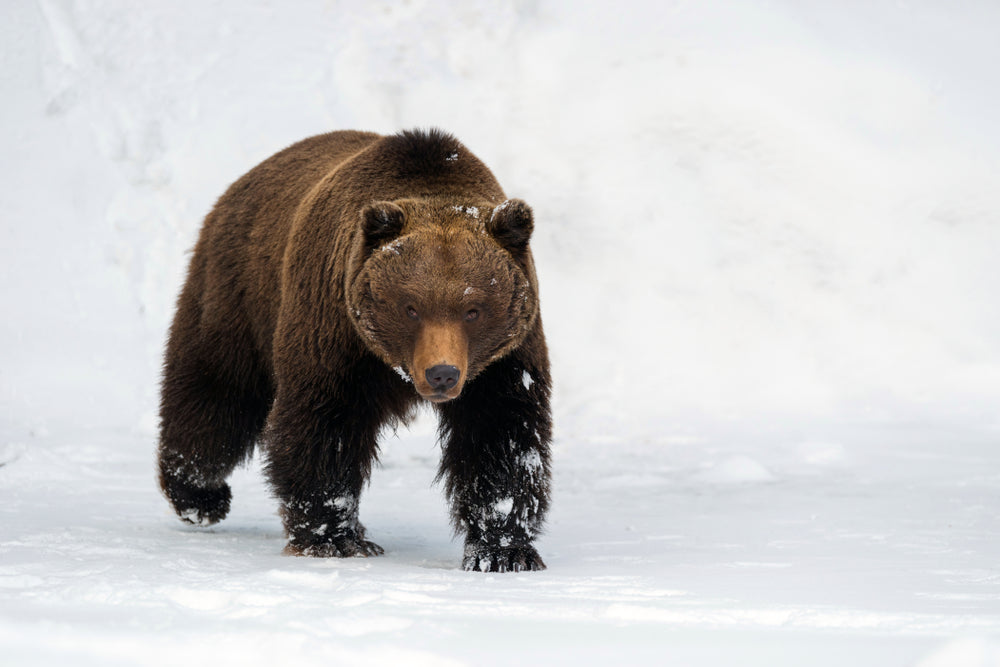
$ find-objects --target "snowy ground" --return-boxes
[3,1,1000,665]
[3,419,1000,665]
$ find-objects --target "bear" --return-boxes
[157,128,552,572]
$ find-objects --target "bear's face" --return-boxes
[347,200,537,402]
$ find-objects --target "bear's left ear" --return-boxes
[360,201,406,254]
[487,199,534,252]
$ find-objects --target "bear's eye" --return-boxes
[406,306,419,320]
[464,308,479,322]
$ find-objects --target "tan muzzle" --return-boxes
[411,321,468,402]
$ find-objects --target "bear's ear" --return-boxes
[360,201,406,254]
[487,199,534,252]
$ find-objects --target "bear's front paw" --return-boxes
[462,542,546,573]
[284,536,385,558]
[164,480,232,527]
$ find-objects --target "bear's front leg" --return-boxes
[277,487,384,558]
[436,356,552,572]
[264,379,385,558]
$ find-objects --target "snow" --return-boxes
[695,455,776,485]
[3,0,1000,665]
[521,370,534,390]
[918,639,1000,667]
[492,497,514,516]
[379,240,403,255]
[452,205,481,220]
[392,365,412,384]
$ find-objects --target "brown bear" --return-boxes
[157,129,552,572]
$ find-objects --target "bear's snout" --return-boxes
[412,321,468,402]
[426,364,461,392]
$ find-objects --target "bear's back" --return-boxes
[192,131,382,360]
[208,130,382,250]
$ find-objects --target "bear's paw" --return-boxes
[462,543,546,573]
[284,537,385,558]
[165,481,232,527]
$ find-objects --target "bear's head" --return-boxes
[347,198,539,402]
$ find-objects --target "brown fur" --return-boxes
[158,129,552,571]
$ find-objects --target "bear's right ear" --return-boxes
[360,201,406,254]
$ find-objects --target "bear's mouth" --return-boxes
[419,386,462,403]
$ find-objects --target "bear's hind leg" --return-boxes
[158,318,272,526]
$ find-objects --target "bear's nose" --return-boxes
[426,364,460,392]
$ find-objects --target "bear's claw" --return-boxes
[462,543,546,573]
[284,537,385,558]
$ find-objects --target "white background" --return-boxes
[2,1,999,665]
